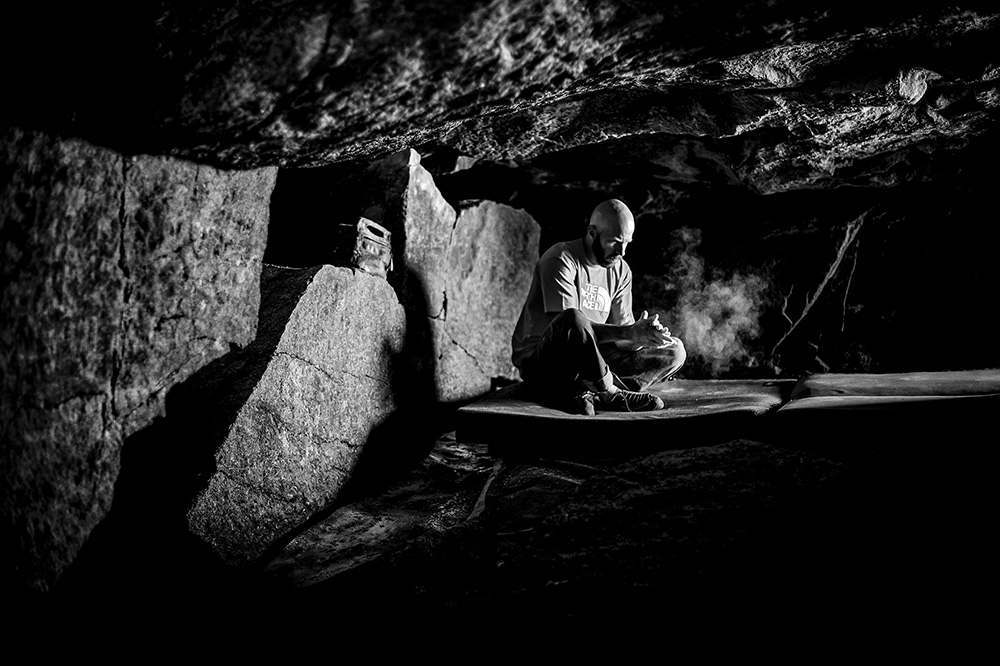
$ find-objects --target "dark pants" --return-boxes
[517,309,687,398]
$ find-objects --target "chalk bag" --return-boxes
[335,217,393,279]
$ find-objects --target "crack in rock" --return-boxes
[445,331,488,378]
[277,350,391,388]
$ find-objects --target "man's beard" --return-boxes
[593,231,621,267]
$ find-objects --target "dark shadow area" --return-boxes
[231,393,996,645]
[758,405,996,634]
[263,164,368,268]
[252,268,459,568]
[432,134,1000,380]
[265,162,470,499]
[0,6,169,157]
[48,417,241,627]
[46,267,321,623]
[45,260,472,631]
[335,291,443,504]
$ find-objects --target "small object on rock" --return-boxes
[336,217,393,278]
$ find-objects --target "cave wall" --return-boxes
[2,1,998,601]
[429,134,1000,378]
[0,123,277,595]
[1,133,540,593]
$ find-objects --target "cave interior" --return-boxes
[1,1,998,642]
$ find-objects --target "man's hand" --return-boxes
[630,311,676,350]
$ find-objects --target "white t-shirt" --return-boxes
[511,238,634,369]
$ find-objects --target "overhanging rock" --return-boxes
[183,264,406,567]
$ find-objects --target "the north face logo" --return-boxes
[581,283,611,313]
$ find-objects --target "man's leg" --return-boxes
[520,309,665,414]
[600,337,687,391]
[520,309,615,405]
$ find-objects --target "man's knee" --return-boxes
[551,308,590,329]
[669,337,687,367]
[546,308,594,340]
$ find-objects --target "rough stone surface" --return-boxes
[3,0,999,613]
[268,150,539,402]
[439,201,539,400]
[3,3,995,180]
[183,265,407,567]
[261,434,492,590]
[0,123,276,595]
[4,4,997,384]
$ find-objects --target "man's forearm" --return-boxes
[541,310,644,350]
[590,321,638,349]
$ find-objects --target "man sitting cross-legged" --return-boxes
[511,199,687,416]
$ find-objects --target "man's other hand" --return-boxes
[631,311,676,350]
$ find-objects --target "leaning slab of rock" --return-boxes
[183,264,407,567]
[267,149,540,403]
[436,200,540,402]
[0,123,276,595]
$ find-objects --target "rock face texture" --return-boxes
[268,149,539,402]
[0,124,276,594]
[3,3,995,175]
[439,200,539,398]
[3,0,999,602]
[182,265,407,567]
[3,2,997,383]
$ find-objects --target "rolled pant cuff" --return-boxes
[584,369,615,393]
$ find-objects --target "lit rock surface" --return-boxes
[0,124,275,594]
[267,149,539,402]
[183,265,407,567]
[437,200,540,401]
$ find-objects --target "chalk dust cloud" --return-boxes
[639,227,768,377]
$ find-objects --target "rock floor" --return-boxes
[30,402,993,653]
[248,422,992,646]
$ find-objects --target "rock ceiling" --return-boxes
[3,1,997,207]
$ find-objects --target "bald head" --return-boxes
[590,199,635,236]
[586,199,635,267]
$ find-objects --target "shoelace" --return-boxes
[602,389,654,412]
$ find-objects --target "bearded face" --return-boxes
[592,230,625,267]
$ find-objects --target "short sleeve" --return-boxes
[538,255,579,314]
[609,265,634,325]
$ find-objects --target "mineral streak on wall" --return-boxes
[0,122,277,595]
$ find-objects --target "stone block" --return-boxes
[437,201,540,402]
[184,265,407,567]
[0,123,276,594]
[266,149,540,403]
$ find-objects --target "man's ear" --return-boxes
[586,225,597,238]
